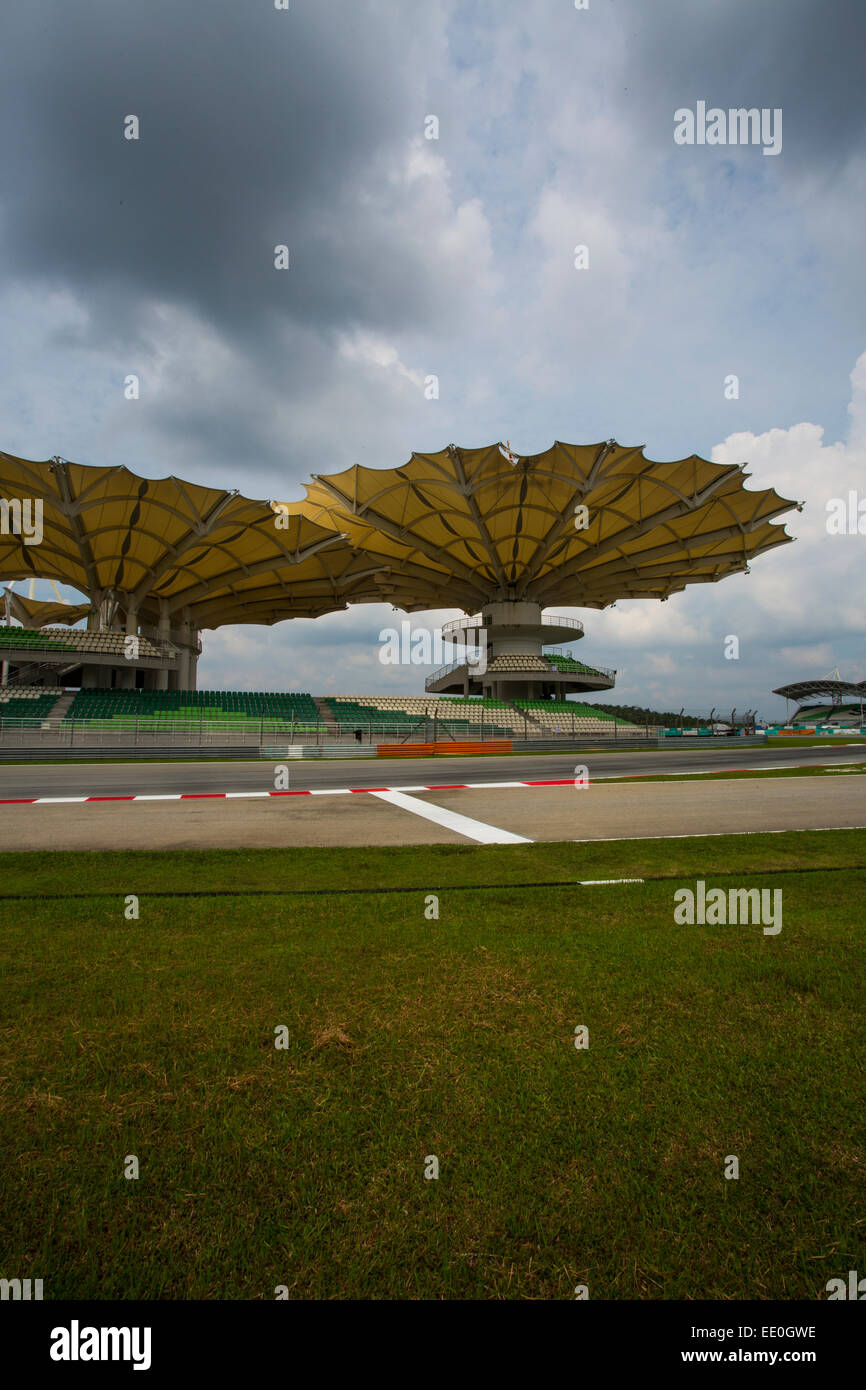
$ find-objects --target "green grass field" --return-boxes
[598,765,866,784]
[766,735,866,747]
[1,831,863,1300]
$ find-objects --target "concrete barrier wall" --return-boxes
[657,733,768,747]
[0,745,261,762]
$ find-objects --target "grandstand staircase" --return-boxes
[48,690,76,720]
[313,696,340,735]
[6,659,78,686]
[505,699,546,733]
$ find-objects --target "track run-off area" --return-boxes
[0,742,864,850]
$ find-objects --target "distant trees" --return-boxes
[591,703,705,728]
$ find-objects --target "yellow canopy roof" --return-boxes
[0,451,350,628]
[294,440,799,610]
[2,587,91,628]
[0,440,799,630]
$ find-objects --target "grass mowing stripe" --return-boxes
[0,860,863,902]
[2,830,864,898]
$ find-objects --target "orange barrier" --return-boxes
[377,740,512,757]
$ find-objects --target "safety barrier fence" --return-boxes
[0,715,661,748]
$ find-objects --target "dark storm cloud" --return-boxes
[622,0,866,174]
[0,0,443,340]
[1,0,863,708]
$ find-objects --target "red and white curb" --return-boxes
[0,778,566,805]
[2,760,864,806]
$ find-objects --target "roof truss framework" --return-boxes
[773,679,866,702]
[0,440,799,631]
[294,441,798,613]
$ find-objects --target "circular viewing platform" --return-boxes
[442,612,585,647]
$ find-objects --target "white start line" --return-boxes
[370,788,531,844]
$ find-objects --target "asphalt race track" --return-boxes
[1,740,865,799]
[0,743,864,851]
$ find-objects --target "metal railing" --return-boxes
[441,613,585,637]
[544,654,616,680]
[425,656,482,686]
[0,713,660,749]
[424,655,614,689]
[539,614,584,632]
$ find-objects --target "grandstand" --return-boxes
[0,623,176,691]
[513,699,630,733]
[786,704,864,728]
[0,685,64,723]
[64,688,321,732]
[324,695,515,737]
[485,655,553,674]
[773,676,866,728]
[0,685,642,741]
[545,654,610,677]
[323,694,638,738]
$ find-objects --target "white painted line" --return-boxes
[225,791,270,799]
[387,785,430,792]
[579,877,645,885]
[592,763,866,782]
[741,763,807,770]
[605,763,800,778]
[34,796,89,804]
[309,788,352,795]
[133,794,182,801]
[371,789,533,845]
[571,826,866,844]
[625,768,725,778]
[464,780,526,788]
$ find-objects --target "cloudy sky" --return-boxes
[1,0,864,721]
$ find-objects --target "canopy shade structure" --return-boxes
[0,449,357,688]
[0,440,799,627]
[773,679,866,703]
[0,451,350,629]
[0,438,799,695]
[294,440,799,611]
[280,439,799,700]
[2,583,91,628]
[181,500,431,630]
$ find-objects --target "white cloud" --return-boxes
[337,330,425,388]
